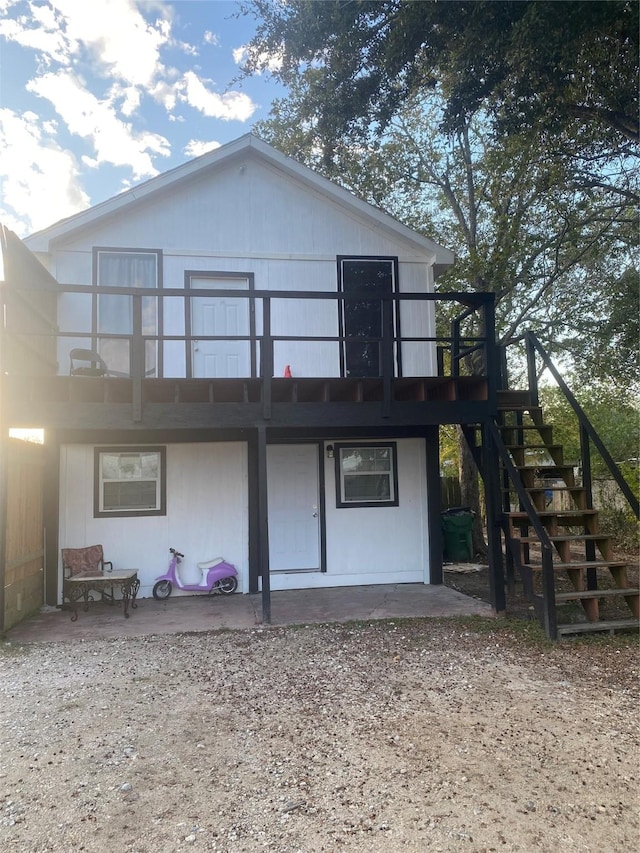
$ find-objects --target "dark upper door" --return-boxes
[338,257,398,377]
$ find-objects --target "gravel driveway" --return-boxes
[1,618,638,852]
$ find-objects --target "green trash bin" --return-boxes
[441,507,474,561]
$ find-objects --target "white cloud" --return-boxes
[0,11,71,63]
[180,71,256,122]
[0,108,89,235]
[233,43,283,73]
[184,139,221,158]
[203,31,219,46]
[28,70,170,179]
[51,0,170,87]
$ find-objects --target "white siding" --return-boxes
[58,437,431,596]
[48,152,439,377]
[269,438,430,591]
[55,159,430,260]
[58,442,249,601]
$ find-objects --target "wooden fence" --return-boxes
[441,476,462,511]
[3,438,44,632]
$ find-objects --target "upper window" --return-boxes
[93,248,161,376]
[338,256,399,378]
[334,443,399,508]
[94,446,166,517]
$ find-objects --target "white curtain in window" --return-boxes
[98,252,158,374]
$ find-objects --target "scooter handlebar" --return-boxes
[169,547,185,559]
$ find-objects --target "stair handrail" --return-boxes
[487,420,558,639]
[524,332,639,519]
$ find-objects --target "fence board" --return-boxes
[3,438,44,631]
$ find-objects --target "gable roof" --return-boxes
[24,134,454,273]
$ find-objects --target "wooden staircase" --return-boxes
[496,391,639,638]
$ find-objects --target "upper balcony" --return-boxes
[0,225,498,433]
[1,279,498,433]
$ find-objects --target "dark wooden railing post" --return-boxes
[525,332,539,407]
[482,294,498,412]
[541,545,558,640]
[580,423,598,590]
[451,318,461,377]
[261,297,273,420]
[381,295,393,417]
[131,294,144,422]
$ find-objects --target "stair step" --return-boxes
[517,534,609,543]
[515,464,574,474]
[527,485,585,493]
[557,618,639,637]
[497,390,533,406]
[555,588,640,602]
[509,510,599,519]
[505,444,562,452]
[522,559,629,571]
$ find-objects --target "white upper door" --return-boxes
[190,277,251,378]
[267,444,321,571]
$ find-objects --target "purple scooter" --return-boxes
[152,547,238,600]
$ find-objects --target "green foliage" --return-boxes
[257,91,637,374]
[241,0,639,155]
[597,506,639,553]
[538,382,639,486]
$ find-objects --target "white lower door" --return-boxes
[267,444,321,571]
[191,278,251,377]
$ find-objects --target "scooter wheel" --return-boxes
[218,576,238,594]
[152,580,172,600]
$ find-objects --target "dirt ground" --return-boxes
[1,615,638,852]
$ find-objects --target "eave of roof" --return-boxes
[24,134,454,269]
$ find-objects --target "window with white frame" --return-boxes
[94,447,166,517]
[334,443,399,508]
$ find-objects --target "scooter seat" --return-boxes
[197,557,224,570]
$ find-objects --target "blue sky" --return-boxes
[0,0,286,237]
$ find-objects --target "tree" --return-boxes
[241,0,639,161]
[241,0,639,554]
[256,92,636,381]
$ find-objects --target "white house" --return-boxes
[4,134,497,613]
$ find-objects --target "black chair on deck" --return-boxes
[69,348,110,377]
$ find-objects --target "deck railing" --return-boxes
[2,284,498,392]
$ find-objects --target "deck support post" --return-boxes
[0,425,8,633]
[257,425,271,624]
[43,431,60,607]
[425,427,443,585]
[481,422,506,615]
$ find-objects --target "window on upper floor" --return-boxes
[94,248,162,376]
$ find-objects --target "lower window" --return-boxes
[94,447,166,517]
[335,443,399,508]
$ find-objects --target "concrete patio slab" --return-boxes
[4,583,493,644]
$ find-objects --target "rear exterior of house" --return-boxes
[1,134,498,615]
